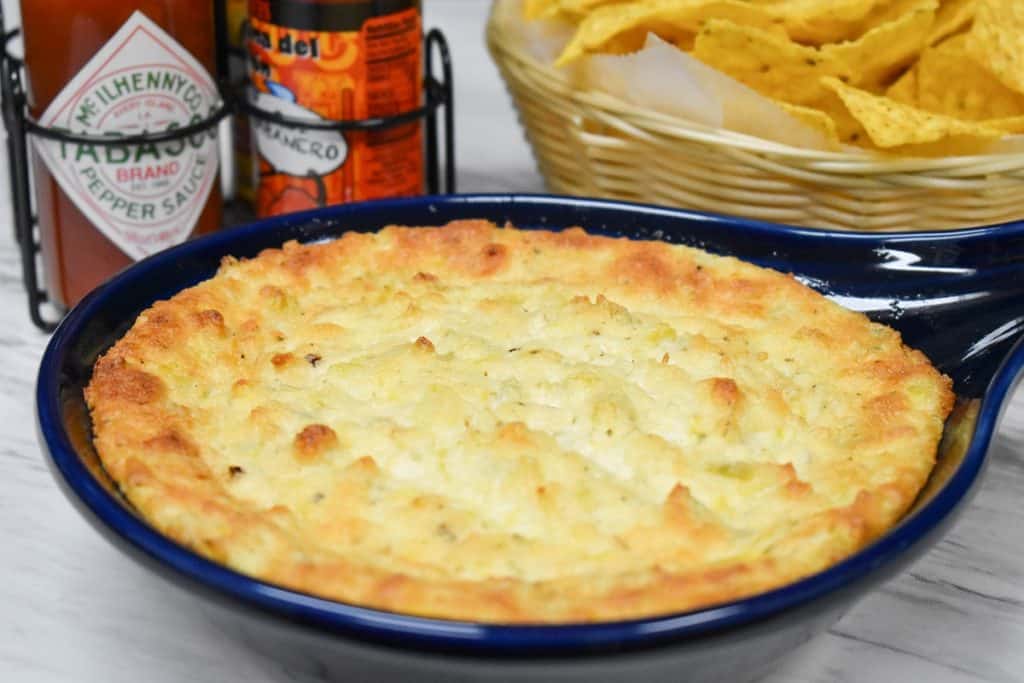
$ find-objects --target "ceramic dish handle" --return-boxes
[856,257,1024,398]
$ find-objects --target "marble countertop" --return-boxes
[3,2,1024,681]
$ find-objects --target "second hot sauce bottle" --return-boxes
[247,0,424,217]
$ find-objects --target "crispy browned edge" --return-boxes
[84,220,955,623]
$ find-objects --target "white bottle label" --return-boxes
[249,89,348,178]
[33,11,220,260]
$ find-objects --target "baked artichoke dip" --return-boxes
[85,220,953,623]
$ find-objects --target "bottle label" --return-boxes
[33,10,220,260]
[247,2,423,217]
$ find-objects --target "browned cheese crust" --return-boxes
[86,220,954,623]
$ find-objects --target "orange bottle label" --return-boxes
[247,4,423,217]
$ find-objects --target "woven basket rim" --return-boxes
[486,13,1024,174]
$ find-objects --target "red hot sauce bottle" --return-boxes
[20,0,223,308]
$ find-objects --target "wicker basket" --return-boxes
[486,3,1024,232]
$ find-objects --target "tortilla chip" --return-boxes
[985,116,1024,135]
[885,137,1000,156]
[833,0,940,43]
[691,21,872,143]
[761,0,887,45]
[556,0,781,64]
[913,38,1024,120]
[776,101,842,145]
[928,0,977,45]
[524,0,555,20]
[965,0,1024,95]
[692,19,852,107]
[559,0,635,18]
[823,0,936,89]
[886,67,918,103]
[935,31,969,49]
[819,91,874,144]
[822,76,1003,148]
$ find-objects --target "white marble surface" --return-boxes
[2,2,1024,681]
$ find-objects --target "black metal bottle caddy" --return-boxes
[0,8,454,331]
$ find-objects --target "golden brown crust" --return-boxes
[293,424,339,464]
[85,220,953,623]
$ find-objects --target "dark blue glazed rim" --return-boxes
[36,194,1024,657]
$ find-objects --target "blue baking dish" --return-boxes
[36,195,1024,682]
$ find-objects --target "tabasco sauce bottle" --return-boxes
[20,0,224,308]
[246,0,424,217]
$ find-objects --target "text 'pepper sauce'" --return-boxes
[21,0,223,308]
[247,0,424,217]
